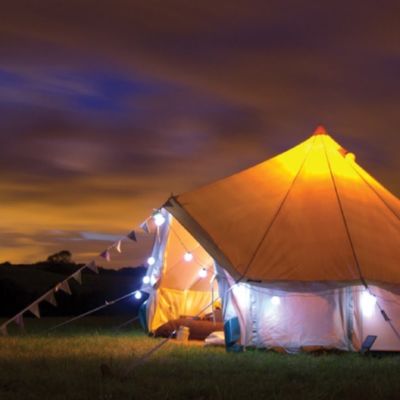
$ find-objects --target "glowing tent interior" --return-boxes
[140,126,400,352]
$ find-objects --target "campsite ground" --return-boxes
[1,317,399,400]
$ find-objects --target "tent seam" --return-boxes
[347,162,400,221]
[321,135,367,287]
[238,135,318,281]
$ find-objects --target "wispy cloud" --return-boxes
[80,232,122,242]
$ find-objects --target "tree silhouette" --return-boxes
[46,250,73,264]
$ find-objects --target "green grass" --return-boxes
[1,318,400,400]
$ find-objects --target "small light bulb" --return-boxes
[183,252,193,262]
[271,296,280,306]
[361,291,376,317]
[142,276,150,284]
[198,268,207,278]
[345,152,356,162]
[153,212,166,227]
[134,291,142,300]
[147,256,155,266]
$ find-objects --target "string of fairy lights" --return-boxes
[134,211,214,300]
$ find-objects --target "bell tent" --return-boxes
[139,126,400,352]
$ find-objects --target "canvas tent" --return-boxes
[140,126,400,352]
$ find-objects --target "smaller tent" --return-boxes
[140,127,400,352]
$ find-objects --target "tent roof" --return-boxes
[165,127,400,285]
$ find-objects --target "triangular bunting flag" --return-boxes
[127,231,137,241]
[115,240,122,253]
[28,302,41,318]
[0,324,7,336]
[72,270,82,284]
[45,291,57,306]
[100,249,111,262]
[140,221,150,234]
[86,261,99,274]
[15,314,24,329]
[57,280,72,295]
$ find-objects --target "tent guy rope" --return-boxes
[47,291,138,332]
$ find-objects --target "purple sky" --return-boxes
[1,1,399,265]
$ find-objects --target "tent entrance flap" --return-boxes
[142,210,221,333]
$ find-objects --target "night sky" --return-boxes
[1,1,399,265]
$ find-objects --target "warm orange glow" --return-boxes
[176,127,400,284]
[0,176,164,265]
[272,130,360,180]
[346,152,356,162]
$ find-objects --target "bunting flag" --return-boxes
[100,249,111,262]
[0,324,7,336]
[0,218,151,334]
[72,270,82,284]
[45,291,57,307]
[140,221,150,234]
[56,280,72,295]
[15,314,24,329]
[127,230,137,241]
[28,302,41,318]
[86,260,99,274]
[114,240,122,253]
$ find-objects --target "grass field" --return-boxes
[1,318,400,400]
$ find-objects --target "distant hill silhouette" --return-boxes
[0,260,146,318]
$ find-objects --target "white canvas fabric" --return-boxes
[353,285,400,351]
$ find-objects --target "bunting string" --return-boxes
[0,263,89,335]
[0,213,155,336]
